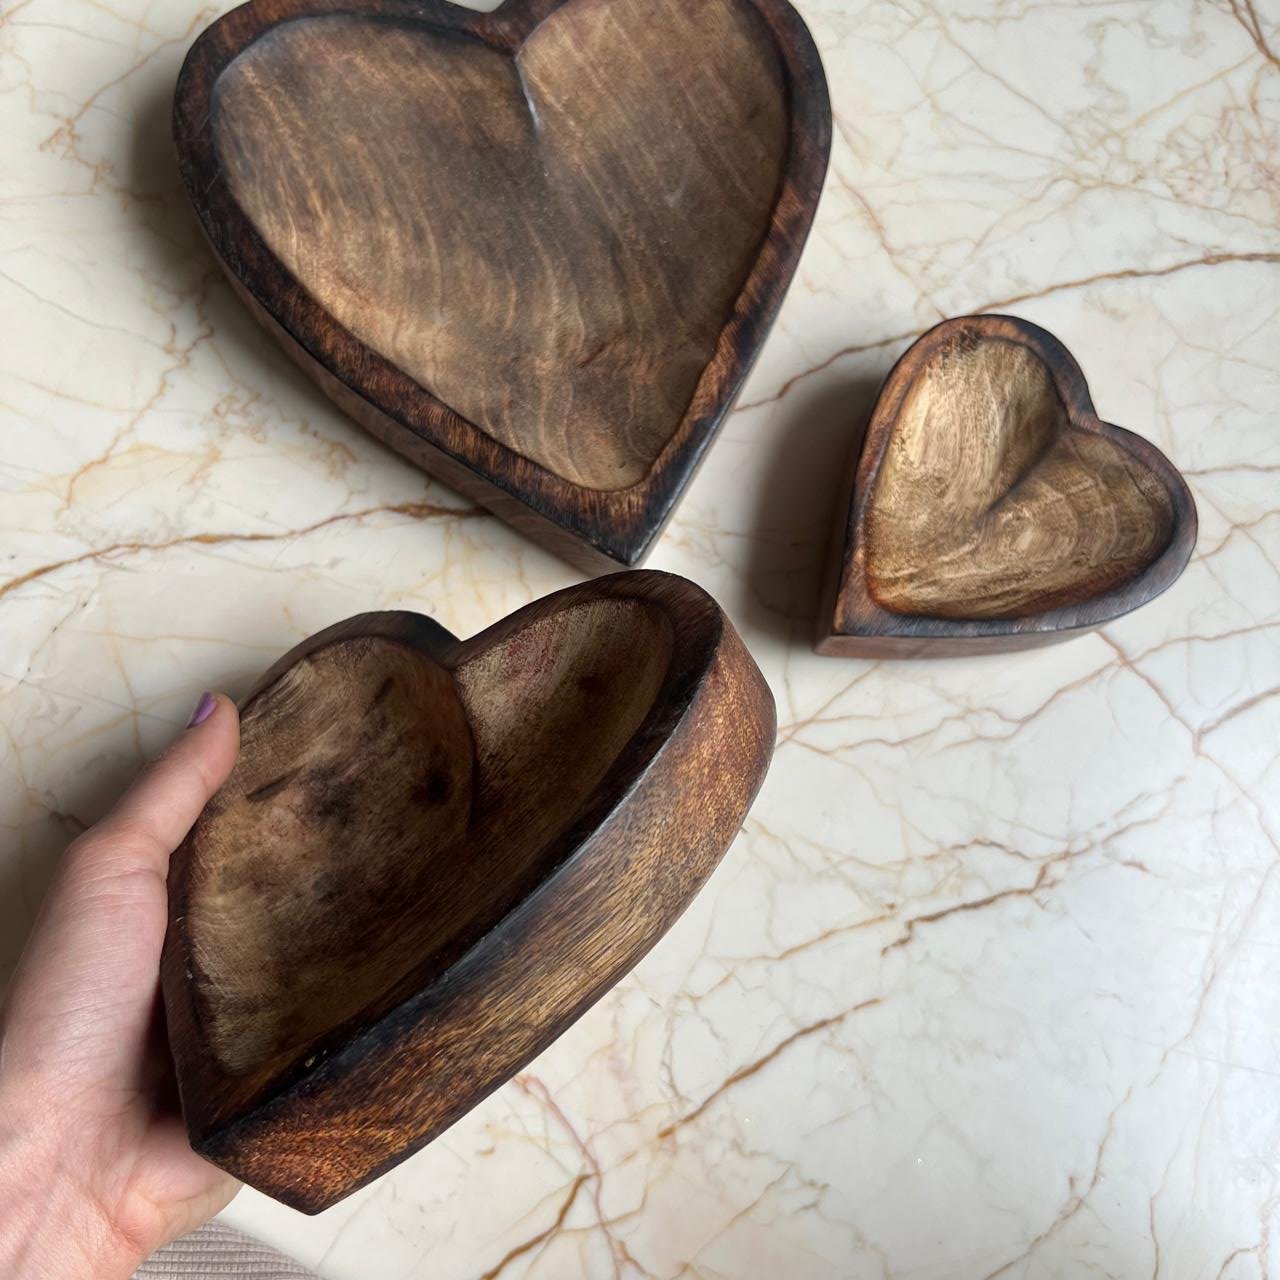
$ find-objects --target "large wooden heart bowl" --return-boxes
[174,0,831,570]
[162,572,774,1212]
[817,315,1198,657]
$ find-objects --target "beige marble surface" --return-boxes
[3,0,1278,1276]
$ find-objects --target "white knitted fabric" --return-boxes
[133,1223,317,1279]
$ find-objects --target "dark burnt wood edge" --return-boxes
[168,571,768,1149]
[815,618,1123,659]
[173,0,832,569]
[816,314,1199,653]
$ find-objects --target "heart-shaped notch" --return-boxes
[816,315,1197,657]
[174,0,831,570]
[162,571,775,1212]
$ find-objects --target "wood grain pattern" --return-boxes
[817,316,1197,657]
[190,636,474,1076]
[162,571,775,1212]
[175,0,831,568]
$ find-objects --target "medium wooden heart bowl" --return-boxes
[162,571,774,1212]
[174,0,831,570]
[817,315,1198,657]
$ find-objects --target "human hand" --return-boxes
[0,693,241,1279]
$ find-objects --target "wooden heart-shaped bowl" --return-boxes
[162,571,773,1212]
[174,0,831,570]
[816,315,1197,657]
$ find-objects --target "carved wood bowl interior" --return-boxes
[191,598,670,1078]
[817,315,1198,657]
[175,0,832,567]
[162,572,775,1212]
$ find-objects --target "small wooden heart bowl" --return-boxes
[162,571,774,1212]
[817,315,1197,658]
[174,0,831,571]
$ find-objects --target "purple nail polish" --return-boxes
[187,692,217,728]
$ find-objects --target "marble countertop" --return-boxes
[3,0,1278,1275]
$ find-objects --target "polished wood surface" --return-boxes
[817,316,1197,657]
[162,571,775,1212]
[175,0,831,568]
[190,635,474,1076]
[214,2,785,490]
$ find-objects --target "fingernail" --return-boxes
[187,692,218,728]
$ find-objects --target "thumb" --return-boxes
[2,694,240,1064]
[84,692,241,883]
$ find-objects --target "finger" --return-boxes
[0,695,240,1077]
[85,693,240,878]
